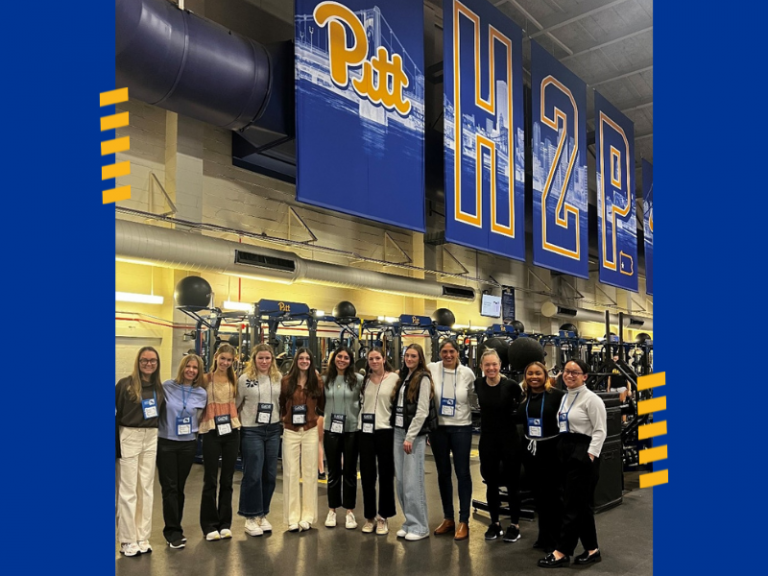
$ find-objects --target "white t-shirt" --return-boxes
[427,361,477,426]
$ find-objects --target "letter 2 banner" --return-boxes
[531,42,588,279]
[595,91,638,293]
[443,0,525,260]
[643,159,653,296]
[295,1,425,231]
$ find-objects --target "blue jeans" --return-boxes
[238,424,282,518]
[429,425,473,523]
[393,428,429,537]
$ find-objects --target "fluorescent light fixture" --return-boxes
[223,300,254,312]
[377,316,399,323]
[314,310,325,317]
[116,291,164,305]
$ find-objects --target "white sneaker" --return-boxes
[396,528,407,538]
[362,519,375,533]
[206,531,221,541]
[120,542,140,557]
[220,529,232,539]
[405,532,429,541]
[298,521,311,532]
[258,516,273,532]
[288,524,299,532]
[245,517,263,537]
[345,511,358,529]
[137,540,152,554]
[325,510,337,527]
[376,517,389,535]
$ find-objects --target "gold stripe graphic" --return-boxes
[639,445,668,464]
[101,136,130,156]
[103,185,132,204]
[638,372,665,391]
[101,112,129,131]
[638,420,667,440]
[639,469,668,489]
[102,161,131,180]
[100,88,129,107]
[638,396,666,415]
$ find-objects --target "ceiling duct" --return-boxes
[541,301,652,331]
[115,219,476,302]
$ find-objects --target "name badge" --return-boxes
[330,413,346,434]
[440,397,456,417]
[395,406,405,428]
[362,413,375,434]
[176,415,192,436]
[558,413,569,434]
[528,417,542,438]
[257,403,273,424]
[215,414,232,435]
[292,404,308,426]
[142,397,158,419]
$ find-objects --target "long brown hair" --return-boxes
[362,347,394,392]
[284,347,322,399]
[128,346,163,403]
[391,343,434,403]
[324,346,358,390]
[175,354,205,387]
[209,343,237,398]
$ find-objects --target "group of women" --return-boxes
[115,339,607,568]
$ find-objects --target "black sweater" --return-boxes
[474,376,522,434]
[519,388,565,438]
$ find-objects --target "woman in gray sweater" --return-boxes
[538,359,607,569]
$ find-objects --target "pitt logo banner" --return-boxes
[642,159,653,296]
[443,0,525,260]
[531,42,589,279]
[295,0,425,232]
[595,91,638,293]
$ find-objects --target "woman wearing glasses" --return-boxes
[538,359,607,568]
[116,347,165,557]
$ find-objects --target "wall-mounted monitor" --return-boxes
[481,294,502,318]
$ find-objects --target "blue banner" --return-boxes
[642,159,653,295]
[442,0,525,260]
[295,0,425,231]
[531,42,588,279]
[595,91,638,292]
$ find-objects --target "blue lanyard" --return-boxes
[180,384,190,416]
[441,365,458,404]
[560,391,580,424]
[525,392,545,421]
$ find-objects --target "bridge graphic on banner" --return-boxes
[296,4,425,150]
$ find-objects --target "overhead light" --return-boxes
[116,291,164,305]
[377,316,399,323]
[223,300,254,312]
[314,310,326,317]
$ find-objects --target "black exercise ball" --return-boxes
[560,323,579,337]
[174,276,212,308]
[228,333,251,347]
[333,301,357,319]
[603,332,617,341]
[508,337,546,372]
[636,332,651,343]
[511,320,525,333]
[432,308,455,327]
[478,337,510,367]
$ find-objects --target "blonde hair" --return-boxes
[210,343,238,398]
[128,346,163,403]
[246,344,281,382]
[479,348,501,367]
[175,354,205,387]
[521,361,552,394]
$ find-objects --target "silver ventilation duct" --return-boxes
[115,219,476,301]
[541,301,653,331]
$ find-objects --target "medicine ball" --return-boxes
[508,337,546,373]
[560,323,579,337]
[636,332,651,343]
[174,276,213,308]
[478,337,510,367]
[511,320,525,334]
[333,301,357,319]
[432,308,456,327]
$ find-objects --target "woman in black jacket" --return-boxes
[520,361,565,553]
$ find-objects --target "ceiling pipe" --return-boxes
[115,219,476,302]
[541,301,652,331]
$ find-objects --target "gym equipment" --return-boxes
[332,300,357,321]
[431,308,456,328]
[507,337,546,373]
[559,323,579,338]
[511,320,525,334]
[174,276,212,308]
[477,337,510,368]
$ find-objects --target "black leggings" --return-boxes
[478,432,521,524]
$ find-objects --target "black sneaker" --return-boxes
[503,525,521,543]
[484,523,502,540]
[168,539,185,549]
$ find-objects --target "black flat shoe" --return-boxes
[538,553,570,568]
[574,550,602,565]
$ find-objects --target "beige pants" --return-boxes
[117,427,158,544]
[282,427,319,526]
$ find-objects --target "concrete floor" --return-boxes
[116,449,652,576]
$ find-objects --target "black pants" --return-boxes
[323,430,360,510]
[156,438,197,543]
[522,437,563,549]
[478,431,521,524]
[429,425,473,523]
[200,428,240,534]
[556,434,600,556]
[359,428,396,519]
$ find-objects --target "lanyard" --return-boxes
[525,392,546,422]
[441,365,458,405]
[367,373,385,411]
[180,384,191,417]
[560,391,580,424]
[211,377,231,417]
[332,376,348,415]
[256,374,273,406]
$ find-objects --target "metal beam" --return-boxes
[561,26,653,62]
[530,0,630,38]
[589,64,653,88]
[499,0,573,56]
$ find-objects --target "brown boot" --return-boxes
[434,519,456,535]
[454,522,469,541]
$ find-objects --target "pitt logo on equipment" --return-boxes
[314,2,412,116]
[443,0,525,261]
